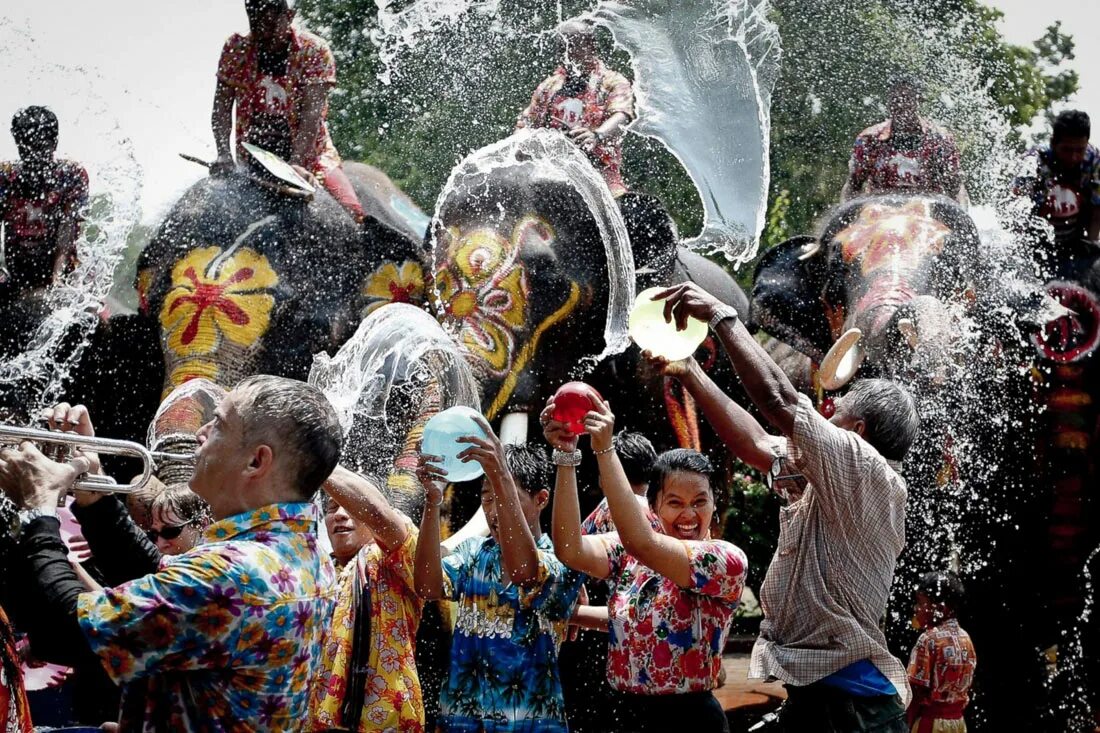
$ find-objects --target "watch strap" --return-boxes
[708,304,740,331]
[551,449,582,467]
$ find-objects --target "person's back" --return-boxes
[907,571,976,732]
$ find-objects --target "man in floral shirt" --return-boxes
[517,20,635,197]
[308,467,425,732]
[212,0,364,221]
[415,431,584,733]
[0,376,342,732]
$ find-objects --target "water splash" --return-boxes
[0,18,142,413]
[592,0,781,264]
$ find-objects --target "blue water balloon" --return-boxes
[421,406,490,482]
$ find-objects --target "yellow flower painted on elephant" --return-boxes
[835,200,951,275]
[361,260,426,314]
[435,224,532,377]
[160,246,279,358]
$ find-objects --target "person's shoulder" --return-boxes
[55,160,89,183]
[296,28,334,54]
[222,32,250,53]
[600,64,632,86]
[856,120,889,141]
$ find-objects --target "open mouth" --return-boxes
[673,521,699,539]
[331,526,354,535]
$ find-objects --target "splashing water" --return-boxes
[0,19,142,413]
[592,0,781,264]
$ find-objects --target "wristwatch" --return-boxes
[552,449,582,467]
[708,304,740,331]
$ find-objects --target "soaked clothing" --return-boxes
[76,502,336,732]
[600,533,747,695]
[775,682,907,733]
[848,118,961,198]
[907,619,976,733]
[1013,144,1100,244]
[437,534,584,732]
[309,524,425,732]
[0,160,88,290]
[750,394,911,707]
[519,61,635,197]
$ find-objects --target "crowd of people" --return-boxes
[1,0,1094,731]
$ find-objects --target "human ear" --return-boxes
[246,444,274,479]
[535,489,550,510]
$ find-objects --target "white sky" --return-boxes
[0,1,1095,223]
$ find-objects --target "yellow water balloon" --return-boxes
[628,287,708,361]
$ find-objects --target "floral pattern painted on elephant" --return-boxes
[160,246,279,359]
[433,218,548,379]
[361,260,426,316]
[836,200,951,275]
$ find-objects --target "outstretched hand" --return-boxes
[582,399,616,453]
[457,416,511,491]
[540,398,579,453]
[643,349,694,379]
[41,403,103,506]
[653,282,723,331]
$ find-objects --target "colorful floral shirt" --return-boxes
[1013,144,1100,243]
[217,27,341,175]
[438,534,584,732]
[0,607,31,733]
[309,523,425,732]
[76,502,336,733]
[581,496,662,536]
[907,619,976,706]
[848,118,961,198]
[0,160,88,289]
[518,61,635,197]
[600,534,747,695]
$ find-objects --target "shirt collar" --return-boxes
[202,501,319,543]
[878,117,930,141]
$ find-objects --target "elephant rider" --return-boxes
[211,0,365,222]
[1012,109,1100,257]
[517,19,634,198]
[842,75,964,203]
[0,106,88,295]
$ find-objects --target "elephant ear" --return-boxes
[750,235,833,362]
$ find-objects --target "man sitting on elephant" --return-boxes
[842,75,964,203]
[653,281,920,733]
[0,106,88,295]
[1013,109,1100,259]
[517,19,634,197]
[211,0,365,222]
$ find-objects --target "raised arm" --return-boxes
[656,283,801,437]
[290,83,326,170]
[542,400,610,580]
[412,455,447,600]
[585,400,696,588]
[323,465,408,553]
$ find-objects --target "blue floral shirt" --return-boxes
[438,534,584,732]
[76,502,336,732]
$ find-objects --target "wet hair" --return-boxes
[245,0,290,13]
[557,19,595,42]
[647,449,714,505]
[917,570,966,615]
[501,443,553,497]
[11,106,58,142]
[888,73,923,96]
[152,487,210,528]
[234,375,343,500]
[1052,109,1091,143]
[614,431,657,487]
[840,379,920,462]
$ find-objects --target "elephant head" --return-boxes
[752,194,980,389]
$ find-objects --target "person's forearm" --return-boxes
[72,495,160,586]
[212,82,234,159]
[571,605,609,631]
[290,87,325,168]
[551,465,586,568]
[413,502,445,599]
[595,111,630,140]
[51,223,77,281]
[325,467,407,552]
[679,361,772,472]
[713,318,800,436]
[597,452,658,557]
[492,477,540,586]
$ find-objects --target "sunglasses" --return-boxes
[147,520,196,543]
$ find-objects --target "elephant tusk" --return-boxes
[499,412,529,445]
[897,318,920,351]
[797,240,822,261]
[819,328,865,391]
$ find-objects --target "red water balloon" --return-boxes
[552,382,603,435]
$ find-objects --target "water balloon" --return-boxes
[628,287,708,361]
[421,406,490,482]
[552,382,603,435]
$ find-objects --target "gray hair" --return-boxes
[841,378,920,462]
[235,375,343,500]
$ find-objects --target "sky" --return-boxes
[0,1,1096,223]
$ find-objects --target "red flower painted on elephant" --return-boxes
[170,265,255,346]
[835,200,951,275]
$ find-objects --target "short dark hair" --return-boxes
[647,449,713,505]
[1052,109,1091,143]
[152,487,210,526]
[245,0,290,13]
[917,570,966,614]
[841,379,920,462]
[501,443,553,497]
[235,375,343,500]
[614,431,657,487]
[888,73,923,96]
[11,106,58,142]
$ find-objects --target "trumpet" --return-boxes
[0,424,195,494]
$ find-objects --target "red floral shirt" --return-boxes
[518,61,634,196]
[217,27,341,175]
[907,619,976,706]
[600,535,747,694]
[848,118,961,197]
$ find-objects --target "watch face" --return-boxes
[766,456,807,501]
